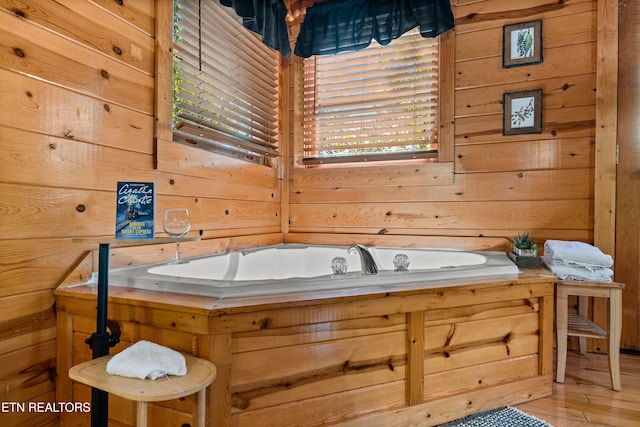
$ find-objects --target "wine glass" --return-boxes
[163,208,191,263]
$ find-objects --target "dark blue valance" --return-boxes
[293,0,455,58]
[220,0,291,57]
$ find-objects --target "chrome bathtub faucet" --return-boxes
[348,245,378,274]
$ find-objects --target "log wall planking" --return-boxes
[0,0,630,425]
[288,0,598,246]
[0,1,281,423]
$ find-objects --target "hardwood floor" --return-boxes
[516,351,640,426]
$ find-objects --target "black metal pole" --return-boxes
[89,243,111,427]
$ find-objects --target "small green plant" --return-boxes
[512,232,538,251]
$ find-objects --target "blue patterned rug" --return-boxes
[440,406,553,427]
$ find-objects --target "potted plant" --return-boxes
[512,232,538,256]
[509,232,541,268]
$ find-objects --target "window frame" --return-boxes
[154,0,283,170]
[293,29,455,169]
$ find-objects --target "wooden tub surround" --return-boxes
[55,259,555,427]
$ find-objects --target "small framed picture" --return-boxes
[503,89,543,135]
[503,20,543,68]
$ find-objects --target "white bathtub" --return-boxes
[107,244,520,298]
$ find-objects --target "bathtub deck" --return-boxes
[55,267,555,427]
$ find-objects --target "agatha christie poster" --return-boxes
[115,182,155,239]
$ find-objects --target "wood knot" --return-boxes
[100,69,110,79]
[13,9,26,19]
[13,47,25,57]
[75,204,86,213]
[112,46,122,55]
[253,318,270,329]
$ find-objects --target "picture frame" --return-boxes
[503,20,543,68]
[503,89,543,135]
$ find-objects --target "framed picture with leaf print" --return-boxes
[503,89,543,135]
[503,20,543,68]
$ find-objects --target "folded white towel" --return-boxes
[543,259,613,282]
[544,240,613,267]
[106,340,187,380]
[542,255,611,272]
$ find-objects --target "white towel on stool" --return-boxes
[542,259,613,282]
[106,340,187,380]
[544,240,613,267]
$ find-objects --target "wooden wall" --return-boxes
[0,1,281,426]
[287,0,599,249]
[616,0,640,350]
[0,0,627,425]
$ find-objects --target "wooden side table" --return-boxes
[555,280,625,391]
[69,353,216,427]
[72,237,201,427]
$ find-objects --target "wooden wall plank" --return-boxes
[289,200,593,231]
[292,163,453,189]
[591,0,620,351]
[0,184,280,239]
[0,127,279,201]
[456,42,596,89]
[593,0,619,257]
[0,70,154,154]
[424,356,539,400]
[0,0,154,75]
[407,311,425,405]
[615,0,640,350]
[0,13,154,113]
[454,0,596,32]
[455,105,595,145]
[230,331,406,411]
[0,291,55,324]
[455,138,594,172]
[232,314,406,353]
[156,139,279,187]
[456,10,596,61]
[289,230,592,245]
[455,74,596,118]
[291,169,594,203]
[89,0,155,36]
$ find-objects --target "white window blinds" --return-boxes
[303,30,439,166]
[173,0,280,164]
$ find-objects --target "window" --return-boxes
[303,29,442,166]
[173,0,280,165]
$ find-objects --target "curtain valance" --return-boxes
[220,0,291,57]
[219,0,455,58]
[293,0,455,58]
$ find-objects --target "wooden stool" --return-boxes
[69,353,217,427]
[555,280,625,390]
